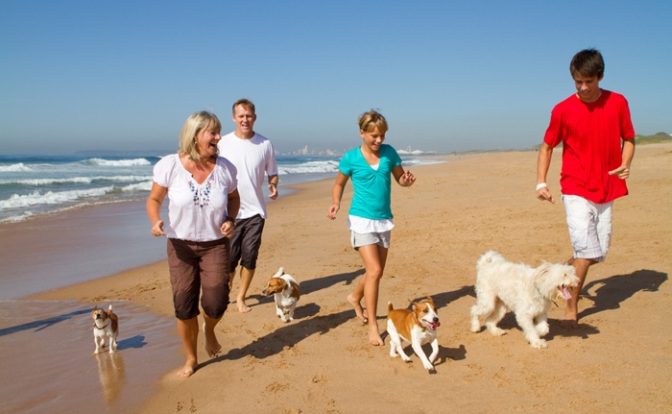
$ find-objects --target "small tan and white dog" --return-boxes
[261,267,301,322]
[386,297,441,371]
[92,304,118,354]
[470,250,579,348]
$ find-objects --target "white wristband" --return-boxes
[535,183,547,191]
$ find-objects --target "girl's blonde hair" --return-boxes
[179,111,221,162]
[358,110,388,133]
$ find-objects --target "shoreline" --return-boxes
[15,144,672,413]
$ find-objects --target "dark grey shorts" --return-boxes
[167,237,230,320]
[229,214,265,271]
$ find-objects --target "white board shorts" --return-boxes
[562,194,613,262]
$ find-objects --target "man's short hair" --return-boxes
[232,98,256,115]
[570,49,605,79]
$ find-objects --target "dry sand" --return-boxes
[32,143,672,413]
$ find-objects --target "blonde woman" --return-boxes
[147,111,240,377]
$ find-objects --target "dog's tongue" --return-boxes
[431,321,440,330]
[560,287,572,300]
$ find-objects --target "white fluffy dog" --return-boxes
[470,250,579,348]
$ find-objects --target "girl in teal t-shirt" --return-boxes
[327,110,416,346]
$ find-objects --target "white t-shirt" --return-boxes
[218,132,278,219]
[153,154,237,241]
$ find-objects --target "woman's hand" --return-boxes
[220,219,235,238]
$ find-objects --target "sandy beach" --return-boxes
[25,143,672,413]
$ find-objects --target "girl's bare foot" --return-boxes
[237,300,251,313]
[178,358,197,378]
[203,323,222,357]
[368,328,384,346]
[347,294,368,324]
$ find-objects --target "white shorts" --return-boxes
[350,230,391,249]
[562,195,613,261]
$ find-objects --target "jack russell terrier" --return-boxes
[387,297,440,371]
[92,304,118,354]
[262,267,301,322]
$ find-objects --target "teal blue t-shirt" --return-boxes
[339,144,402,220]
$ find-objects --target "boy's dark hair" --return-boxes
[570,49,604,79]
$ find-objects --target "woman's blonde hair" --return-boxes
[358,110,388,133]
[179,111,221,162]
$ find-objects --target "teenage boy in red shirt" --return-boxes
[536,48,635,328]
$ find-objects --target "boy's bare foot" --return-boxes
[368,329,384,346]
[559,319,579,329]
[178,358,197,378]
[203,323,222,357]
[347,294,368,324]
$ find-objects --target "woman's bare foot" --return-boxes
[203,323,222,357]
[347,294,368,324]
[178,358,197,378]
[368,327,384,346]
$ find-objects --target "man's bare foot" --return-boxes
[203,323,222,357]
[347,294,368,324]
[178,358,197,378]
[368,328,384,346]
[237,300,251,313]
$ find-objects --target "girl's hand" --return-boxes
[400,170,416,186]
[327,203,340,220]
[151,219,166,237]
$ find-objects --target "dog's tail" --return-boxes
[107,304,113,312]
[273,267,285,278]
[477,250,501,268]
[387,301,394,314]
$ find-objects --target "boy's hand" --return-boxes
[608,165,631,179]
[536,187,555,204]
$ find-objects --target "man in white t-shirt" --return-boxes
[218,99,279,313]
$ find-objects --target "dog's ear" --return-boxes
[535,263,552,278]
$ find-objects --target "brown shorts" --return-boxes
[229,214,265,271]
[167,238,230,320]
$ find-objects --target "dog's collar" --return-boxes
[94,322,109,330]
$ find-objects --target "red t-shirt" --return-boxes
[544,90,635,203]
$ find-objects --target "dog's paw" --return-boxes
[487,327,506,336]
[470,320,482,333]
[536,322,550,336]
[422,361,435,370]
[529,338,548,349]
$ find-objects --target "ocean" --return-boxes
[0,151,438,223]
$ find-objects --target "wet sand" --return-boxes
[0,200,165,299]
[0,300,180,414]
[20,143,672,413]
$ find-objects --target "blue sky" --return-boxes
[1,0,670,155]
